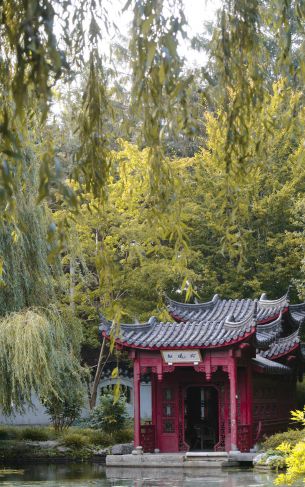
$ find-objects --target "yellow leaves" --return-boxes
[276,441,293,455]
[275,440,305,485]
[274,411,305,484]
[0,255,4,287]
[113,381,121,404]
[0,256,3,278]
[11,229,18,243]
[111,367,119,378]
[291,407,305,426]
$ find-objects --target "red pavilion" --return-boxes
[100,291,305,453]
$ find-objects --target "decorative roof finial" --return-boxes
[99,312,111,327]
[286,285,291,303]
[253,300,258,321]
[227,313,236,323]
[148,316,158,326]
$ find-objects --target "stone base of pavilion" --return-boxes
[106,451,256,468]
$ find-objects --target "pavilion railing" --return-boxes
[140,424,155,453]
[237,424,252,452]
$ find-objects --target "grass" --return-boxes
[0,424,133,460]
[0,469,24,475]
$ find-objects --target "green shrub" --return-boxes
[262,429,305,450]
[68,428,111,446]
[19,427,50,441]
[113,428,133,444]
[43,387,85,431]
[89,392,128,434]
[87,431,112,446]
[62,432,90,448]
[0,426,20,440]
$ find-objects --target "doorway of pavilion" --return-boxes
[184,386,219,451]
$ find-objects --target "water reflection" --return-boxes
[0,464,301,486]
[107,467,278,487]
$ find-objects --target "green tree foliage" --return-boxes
[187,81,305,299]
[54,141,197,345]
[0,0,193,214]
[43,386,85,431]
[54,81,305,348]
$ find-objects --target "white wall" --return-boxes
[0,395,51,425]
[0,379,152,425]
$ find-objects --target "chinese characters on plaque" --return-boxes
[161,349,202,363]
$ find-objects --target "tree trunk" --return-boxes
[89,337,106,410]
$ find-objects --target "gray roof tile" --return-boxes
[260,330,300,359]
[99,293,305,356]
[166,293,294,324]
[252,355,292,375]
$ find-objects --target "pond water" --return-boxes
[0,464,301,487]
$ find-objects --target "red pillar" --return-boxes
[229,356,238,451]
[246,364,253,449]
[134,358,141,447]
[151,372,157,426]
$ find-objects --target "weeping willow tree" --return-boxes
[0,143,60,312]
[0,120,84,414]
[0,306,83,414]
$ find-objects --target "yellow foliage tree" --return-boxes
[275,407,305,485]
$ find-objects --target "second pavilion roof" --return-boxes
[99,292,305,357]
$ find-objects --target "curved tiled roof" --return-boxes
[252,355,292,375]
[100,311,293,351]
[260,330,300,359]
[290,303,305,324]
[100,313,256,350]
[100,292,305,359]
[166,293,293,324]
[254,312,283,349]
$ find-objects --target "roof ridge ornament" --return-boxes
[98,312,112,328]
[257,310,283,333]
[253,300,258,320]
[254,312,283,350]
[165,293,220,309]
[286,285,291,304]
[148,316,158,326]
[224,309,255,330]
[258,291,289,308]
[227,313,236,323]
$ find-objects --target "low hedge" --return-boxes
[261,428,305,450]
[61,432,91,448]
[0,425,133,448]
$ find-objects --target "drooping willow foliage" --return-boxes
[129,0,191,211]
[0,141,62,314]
[202,0,305,170]
[0,198,58,314]
[0,306,83,414]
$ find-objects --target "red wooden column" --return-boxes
[246,363,253,448]
[151,371,157,427]
[229,354,238,451]
[134,358,141,447]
